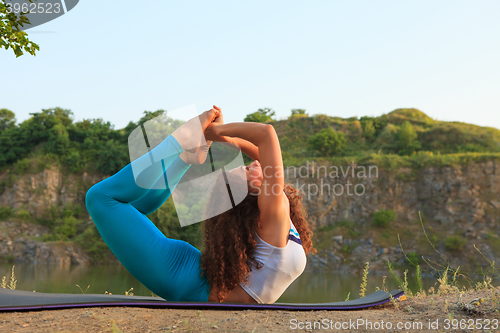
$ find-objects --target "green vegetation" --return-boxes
[243,108,276,123]
[398,121,420,155]
[290,108,308,118]
[263,108,500,165]
[372,209,397,228]
[0,206,13,220]
[359,262,369,297]
[0,1,40,57]
[308,127,346,157]
[1,265,16,290]
[445,235,467,252]
[15,210,30,220]
[0,109,16,130]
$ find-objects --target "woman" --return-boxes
[85,106,315,304]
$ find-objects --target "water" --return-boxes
[0,263,436,303]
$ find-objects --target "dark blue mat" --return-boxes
[0,288,404,311]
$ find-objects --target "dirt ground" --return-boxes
[0,288,499,333]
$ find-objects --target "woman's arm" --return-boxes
[216,136,259,161]
[205,122,287,226]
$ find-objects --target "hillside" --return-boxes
[274,108,500,163]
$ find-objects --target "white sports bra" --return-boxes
[239,220,307,304]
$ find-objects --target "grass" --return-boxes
[359,262,369,297]
[1,265,17,290]
[375,214,500,316]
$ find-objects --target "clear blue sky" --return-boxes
[1,0,499,130]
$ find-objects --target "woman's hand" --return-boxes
[213,105,223,124]
[204,122,225,142]
[204,105,228,142]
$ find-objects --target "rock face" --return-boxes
[286,160,500,271]
[0,167,102,219]
[0,221,90,265]
[287,160,500,230]
[0,167,103,265]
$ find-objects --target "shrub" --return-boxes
[308,127,346,157]
[0,206,13,220]
[407,251,420,265]
[445,235,466,252]
[16,210,31,221]
[64,150,82,173]
[398,121,420,155]
[244,108,276,123]
[372,209,397,228]
[290,109,308,118]
[361,119,376,141]
[15,158,31,175]
[75,226,113,264]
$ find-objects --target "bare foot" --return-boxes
[172,108,220,152]
[199,108,220,131]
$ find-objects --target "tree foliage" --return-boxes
[0,0,40,57]
[0,108,16,131]
[398,120,420,155]
[244,108,275,123]
[0,107,166,175]
[307,127,346,156]
[290,109,308,117]
[361,119,376,141]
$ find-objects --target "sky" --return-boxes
[1,0,500,130]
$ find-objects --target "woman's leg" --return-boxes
[85,136,210,301]
[129,156,190,215]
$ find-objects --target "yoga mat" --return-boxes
[0,288,404,311]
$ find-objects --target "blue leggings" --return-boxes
[85,136,211,302]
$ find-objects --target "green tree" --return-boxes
[0,0,40,57]
[308,127,346,156]
[398,121,420,155]
[46,122,70,155]
[359,115,389,137]
[290,109,308,117]
[0,108,16,131]
[244,108,275,123]
[361,119,376,141]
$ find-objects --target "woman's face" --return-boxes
[229,160,263,192]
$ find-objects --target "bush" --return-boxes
[407,251,420,265]
[398,121,420,155]
[372,209,397,228]
[308,127,346,157]
[15,158,31,175]
[75,226,113,264]
[0,206,13,220]
[16,210,31,221]
[63,150,82,173]
[244,108,276,123]
[445,235,466,252]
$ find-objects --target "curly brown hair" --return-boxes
[200,181,316,302]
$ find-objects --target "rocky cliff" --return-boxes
[286,160,500,273]
[1,161,499,273]
[0,166,102,265]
